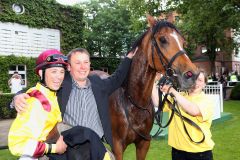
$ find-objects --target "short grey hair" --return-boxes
[67,48,90,64]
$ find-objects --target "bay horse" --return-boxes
[93,15,199,160]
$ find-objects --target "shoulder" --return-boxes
[195,92,213,107]
[88,74,101,82]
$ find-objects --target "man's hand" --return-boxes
[154,72,162,83]
[55,135,67,154]
[14,93,30,113]
[126,47,138,59]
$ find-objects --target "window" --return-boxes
[8,65,27,88]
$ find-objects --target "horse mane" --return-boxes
[126,30,149,55]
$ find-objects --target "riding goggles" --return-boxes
[46,54,68,63]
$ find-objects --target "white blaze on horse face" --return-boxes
[170,31,190,60]
[170,31,183,51]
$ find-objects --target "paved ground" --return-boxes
[0,119,14,148]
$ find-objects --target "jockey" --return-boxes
[8,49,68,159]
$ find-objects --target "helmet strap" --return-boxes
[40,69,46,86]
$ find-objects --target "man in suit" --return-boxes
[14,47,137,159]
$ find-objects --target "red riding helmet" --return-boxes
[35,49,68,76]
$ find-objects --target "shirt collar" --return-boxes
[71,76,91,89]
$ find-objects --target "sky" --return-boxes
[56,0,88,6]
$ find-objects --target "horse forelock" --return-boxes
[152,20,183,38]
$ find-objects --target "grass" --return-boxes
[210,100,240,160]
[1,100,239,160]
[0,149,16,160]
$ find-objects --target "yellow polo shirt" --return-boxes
[166,92,215,152]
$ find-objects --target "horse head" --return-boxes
[138,15,198,89]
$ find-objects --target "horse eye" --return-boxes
[159,36,167,44]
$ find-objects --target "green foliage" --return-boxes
[79,0,135,57]
[0,0,84,54]
[168,0,240,72]
[0,55,38,93]
[0,94,16,119]
[91,57,120,74]
[119,0,172,34]
[119,0,163,20]
[230,83,240,100]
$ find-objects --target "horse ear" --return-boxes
[146,14,156,27]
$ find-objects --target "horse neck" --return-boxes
[126,50,156,107]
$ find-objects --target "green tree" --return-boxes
[168,0,240,73]
[119,0,167,33]
[79,0,134,57]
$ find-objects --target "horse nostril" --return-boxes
[184,71,193,79]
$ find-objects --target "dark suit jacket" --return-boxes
[57,57,132,149]
[62,126,106,160]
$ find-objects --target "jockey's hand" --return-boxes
[55,135,67,154]
[127,47,138,59]
[14,93,30,113]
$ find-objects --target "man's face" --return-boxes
[43,67,65,91]
[68,52,91,83]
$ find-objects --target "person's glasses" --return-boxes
[46,54,68,63]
